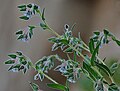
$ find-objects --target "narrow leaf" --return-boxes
[42,8,45,21]
[110,62,119,76]
[64,47,73,53]
[112,37,120,46]
[18,5,26,8]
[108,83,119,91]
[91,41,101,65]
[29,82,39,91]
[47,83,68,91]
[95,61,112,76]
[59,39,69,45]
[83,62,99,81]
[19,16,29,20]
[17,35,24,40]
[48,37,58,43]
[94,31,100,36]
[16,30,23,35]
[104,29,109,36]
[89,38,94,54]
[40,23,48,30]
[5,60,15,65]
[8,54,17,59]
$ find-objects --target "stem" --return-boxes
[65,80,69,91]
[44,21,60,37]
[81,41,89,49]
[39,70,58,84]
[37,10,103,79]
[66,54,71,60]
[37,10,60,37]
[37,9,114,84]
[31,64,58,84]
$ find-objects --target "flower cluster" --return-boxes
[48,24,83,56]
[5,51,31,74]
[34,55,56,81]
[55,59,81,83]
[16,26,35,42]
[18,3,39,20]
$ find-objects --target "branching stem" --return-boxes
[37,9,114,84]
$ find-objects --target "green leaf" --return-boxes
[94,31,100,36]
[103,30,120,46]
[28,25,35,34]
[42,8,45,21]
[18,4,26,8]
[16,30,23,35]
[17,35,24,40]
[47,83,68,91]
[83,62,99,81]
[114,39,120,46]
[89,38,94,54]
[8,54,17,59]
[110,63,118,70]
[13,64,21,69]
[110,62,119,76]
[28,61,33,67]
[27,4,32,8]
[59,39,69,45]
[108,83,119,91]
[104,29,109,36]
[48,37,58,43]
[16,51,23,56]
[28,25,35,39]
[95,61,112,76]
[73,51,77,61]
[52,43,61,51]
[112,36,120,46]
[5,60,15,65]
[19,16,29,20]
[91,41,101,65]
[84,55,91,66]
[19,6,26,11]
[29,82,39,91]
[33,4,39,10]
[64,47,73,53]
[21,60,27,65]
[40,23,48,30]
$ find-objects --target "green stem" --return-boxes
[65,80,69,91]
[37,10,60,37]
[37,9,114,84]
[39,70,58,84]
[44,20,60,37]
[31,64,58,84]
[37,10,103,80]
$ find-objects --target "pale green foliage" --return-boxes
[4,2,120,91]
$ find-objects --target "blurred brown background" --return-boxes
[0,0,120,91]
